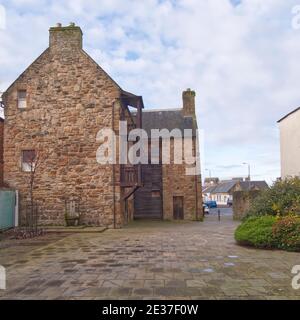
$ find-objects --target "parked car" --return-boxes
[203,204,210,215]
[204,200,218,208]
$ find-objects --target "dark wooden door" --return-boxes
[134,164,162,219]
[173,196,184,220]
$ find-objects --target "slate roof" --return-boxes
[211,181,237,193]
[238,181,269,191]
[139,109,197,136]
[202,185,217,193]
[202,180,269,194]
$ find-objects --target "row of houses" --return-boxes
[202,106,300,207]
[202,179,269,206]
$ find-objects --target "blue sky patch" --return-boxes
[230,0,242,6]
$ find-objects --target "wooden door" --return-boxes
[173,196,184,220]
[134,164,163,219]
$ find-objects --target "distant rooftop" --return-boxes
[211,181,237,193]
[238,181,269,191]
[203,180,269,194]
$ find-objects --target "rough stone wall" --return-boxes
[2,26,203,226]
[162,88,202,221]
[233,190,261,220]
[3,26,124,227]
[162,137,202,220]
[49,25,83,52]
[182,89,196,118]
[0,119,3,186]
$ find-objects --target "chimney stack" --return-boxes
[49,22,83,52]
[182,88,196,118]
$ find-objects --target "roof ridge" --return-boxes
[277,107,300,123]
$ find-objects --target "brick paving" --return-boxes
[0,216,300,300]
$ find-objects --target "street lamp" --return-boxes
[242,162,251,189]
[205,169,212,178]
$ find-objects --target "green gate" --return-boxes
[0,190,16,230]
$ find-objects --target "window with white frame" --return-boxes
[21,150,36,172]
[17,90,27,109]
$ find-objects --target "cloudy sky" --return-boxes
[0,0,300,183]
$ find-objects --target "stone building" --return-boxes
[133,89,201,221]
[278,107,300,179]
[2,23,202,227]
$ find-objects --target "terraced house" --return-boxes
[1,23,202,228]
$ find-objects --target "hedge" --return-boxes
[235,215,300,252]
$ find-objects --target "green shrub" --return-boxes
[247,177,300,217]
[235,215,300,252]
[235,215,277,248]
[272,215,300,251]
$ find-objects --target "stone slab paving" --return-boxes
[0,216,300,300]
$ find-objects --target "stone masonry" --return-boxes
[233,190,261,220]
[3,24,124,227]
[162,90,202,220]
[2,24,202,226]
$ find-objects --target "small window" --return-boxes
[18,90,27,109]
[21,150,36,172]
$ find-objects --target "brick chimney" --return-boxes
[182,88,196,118]
[49,22,83,52]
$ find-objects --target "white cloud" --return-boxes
[1,0,300,182]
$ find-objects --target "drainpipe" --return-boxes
[194,135,200,220]
[195,172,199,220]
[112,100,116,229]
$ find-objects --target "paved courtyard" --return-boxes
[0,215,300,300]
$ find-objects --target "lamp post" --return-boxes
[205,169,212,178]
[242,162,251,189]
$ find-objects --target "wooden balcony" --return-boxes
[119,91,143,197]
